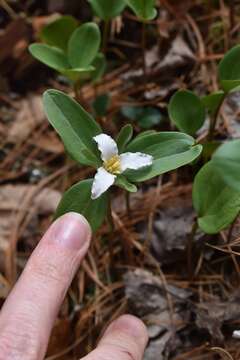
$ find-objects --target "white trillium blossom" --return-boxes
[91,133,153,199]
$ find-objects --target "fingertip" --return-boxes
[47,212,92,251]
[104,314,148,347]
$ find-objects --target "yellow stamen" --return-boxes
[103,155,121,174]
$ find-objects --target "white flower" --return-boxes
[91,133,153,199]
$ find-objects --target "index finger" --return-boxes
[0,212,91,359]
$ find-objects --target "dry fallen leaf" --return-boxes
[8,95,45,143]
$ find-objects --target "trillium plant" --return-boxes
[91,134,153,199]
[43,89,202,231]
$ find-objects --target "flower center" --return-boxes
[103,155,121,174]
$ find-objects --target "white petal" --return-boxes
[120,152,153,172]
[91,167,116,200]
[93,134,118,162]
[233,330,240,339]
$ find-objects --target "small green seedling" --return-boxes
[168,45,240,235]
[88,0,126,52]
[29,16,105,92]
[88,0,126,20]
[125,0,157,21]
[43,90,202,231]
[124,0,157,78]
[168,90,206,135]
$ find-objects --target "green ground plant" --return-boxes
[168,45,240,234]
[29,16,106,98]
[28,3,240,238]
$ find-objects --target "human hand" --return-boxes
[0,213,148,359]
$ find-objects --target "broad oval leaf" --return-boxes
[125,0,157,20]
[169,90,206,135]
[116,124,133,152]
[68,22,101,69]
[201,91,225,115]
[125,132,202,181]
[55,179,108,232]
[212,139,240,192]
[88,0,126,20]
[43,90,102,166]
[219,45,240,92]
[29,43,70,71]
[40,15,78,52]
[193,161,240,234]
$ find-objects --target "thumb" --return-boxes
[82,315,148,360]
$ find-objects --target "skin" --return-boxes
[0,212,148,360]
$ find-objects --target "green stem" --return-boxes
[207,94,226,141]
[107,200,115,268]
[102,19,110,53]
[187,220,198,281]
[73,80,81,102]
[141,20,147,83]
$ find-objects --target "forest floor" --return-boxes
[1,1,240,359]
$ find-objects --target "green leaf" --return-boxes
[121,105,162,129]
[121,105,142,120]
[138,107,162,129]
[193,162,240,234]
[201,91,225,115]
[168,90,206,135]
[93,94,110,117]
[219,45,240,92]
[116,124,133,152]
[68,22,101,69]
[91,53,107,83]
[115,175,137,192]
[125,132,202,181]
[40,15,78,52]
[135,130,156,139]
[125,0,157,20]
[61,66,94,82]
[29,43,70,71]
[55,179,108,232]
[88,0,126,20]
[43,90,102,166]
[212,139,240,192]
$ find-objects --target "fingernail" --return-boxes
[48,212,91,251]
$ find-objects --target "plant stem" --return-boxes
[102,19,110,53]
[73,81,82,102]
[207,95,226,141]
[107,199,115,268]
[141,20,147,84]
[74,80,89,110]
[187,220,198,281]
